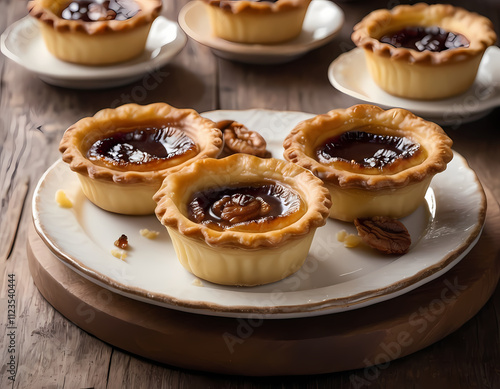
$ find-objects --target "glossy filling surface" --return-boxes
[60,0,140,21]
[87,126,197,169]
[188,182,303,231]
[379,26,469,52]
[316,129,421,169]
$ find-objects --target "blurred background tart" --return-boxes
[28,0,162,65]
[351,3,497,100]
[201,0,311,44]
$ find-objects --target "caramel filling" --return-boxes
[380,26,469,52]
[87,126,197,170]
[61,0,140,21]
[188,182,303,231]
[316,129,421,171]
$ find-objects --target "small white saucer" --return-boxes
[178,0,344,64]
[1,16,187,89]
[328,46,500,125]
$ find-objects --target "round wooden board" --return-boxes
[27,190,500,377]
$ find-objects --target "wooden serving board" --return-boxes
[27,190,500,376]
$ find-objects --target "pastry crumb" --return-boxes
[192,278,203,287]
[111,249,127,261]
[336,230,348,242]
[55,189,73,208]
[337,229,362,248]
[343,234,362,248]
[140,228,160,239]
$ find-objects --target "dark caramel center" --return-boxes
[87,126,197,167]
[188,183,302,230]
[316,130,420,169]
[380,26,469,52]
[61,0,140,22]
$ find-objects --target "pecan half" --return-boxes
[354,216,411,255]
[212,194,271,224]
[215,120,271,158]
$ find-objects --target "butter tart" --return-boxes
[201,0,312,44]
[59,103,223,215]
[351,3,497,100]
[153,154,331,286]
[28,0,162,65]
[283,104,453,222]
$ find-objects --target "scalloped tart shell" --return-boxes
[201,0,312,44]
[28,0,162,65]
[351,3,497,100]
[59,103,223,215]
[153,154,331,286]
[283,104,453,222]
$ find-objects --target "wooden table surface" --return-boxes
[1,0,499,388]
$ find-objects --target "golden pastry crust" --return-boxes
[201,0,312,44]
[154,154,331,248]
[154,153,331,286]
[283,105,453,221]
[28,0,161,35]
[28,0,162,64]
[351,3,497,99]
[284,104,453,189]
[59,103,223,214]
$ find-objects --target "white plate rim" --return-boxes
[32,109,487,319]
[177,0,344,57]
[0,15,187,82]
[327,46,500,121]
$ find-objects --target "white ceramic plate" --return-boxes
[328,46,500,125]
[0,16,187,89]
[32,109,486,319]
[178,0,344,64]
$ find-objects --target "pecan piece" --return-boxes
[114,234,129,250]
[212,194,271,224]
[354,216,411,255]
[216,120,271,158]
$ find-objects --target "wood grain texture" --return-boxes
[0,0,499,387]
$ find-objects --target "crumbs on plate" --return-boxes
[336,230,362,248]
[111,249,127,261]
[55,189,73,208]
[140,228,160,239]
